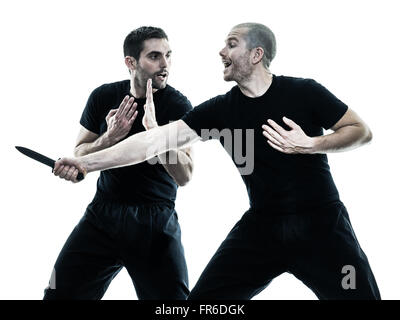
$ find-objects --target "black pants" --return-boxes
[43,197,189,300]
[188,201,380,300]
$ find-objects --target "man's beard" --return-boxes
[225,53,252,83]
[136,65,168,90]
[151,74,168,89]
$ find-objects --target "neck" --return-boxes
[129,77,146,98]
[129,74,158,98]
[237,68,273,98]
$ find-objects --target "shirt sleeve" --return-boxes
[79,86,102,134]
[181,95,226,140]
[167,90,193,121]
[304,79,349,130]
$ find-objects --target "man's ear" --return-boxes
[252,47,264,65]
[124,56,137,72]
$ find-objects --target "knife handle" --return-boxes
[54,158,84,182]
[77,172,84,181]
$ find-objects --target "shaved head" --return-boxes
[233,23,276,68]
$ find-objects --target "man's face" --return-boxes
[219,28,253,83]
[135,38,171,90]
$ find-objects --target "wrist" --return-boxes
[309,136,322,154]
[80,156,91,174]
[104,131,117,146]
[146,122,159,131]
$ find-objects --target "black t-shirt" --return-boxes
[80,80,192,205]
[182,75,348,214]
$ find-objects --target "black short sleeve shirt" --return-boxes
[182,75,348,213]
[80,80,192,204]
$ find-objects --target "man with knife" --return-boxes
[54,23,380,299]
[44,26,193,299]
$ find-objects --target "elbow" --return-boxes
[354,122,373,146]
[363,127,373,144]
[176,173,192,187]
[74,146,84,157]
[176,179,189,187]
[175,166,194,187]
[73,147,81,157]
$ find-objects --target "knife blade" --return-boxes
[15,146,84,181]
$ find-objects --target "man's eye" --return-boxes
[228,43,236,48]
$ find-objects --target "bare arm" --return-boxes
[157,148,194,186]
[311,108,372,153]
[74,126,108,157]
[52,96,139,181]
[54,120,200,181]
[75,96,138,157]
[142,79,194,186]
[262,108,372,154]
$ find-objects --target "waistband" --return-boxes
[247,199,344,217]
[92,191,175,209]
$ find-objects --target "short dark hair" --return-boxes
[123,26,168,61]
[234,23,276,68]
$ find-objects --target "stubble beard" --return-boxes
[136,64,167,90]
[225,53,253,84]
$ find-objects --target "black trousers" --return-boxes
[188,201,380,300]
[43,197,189,300]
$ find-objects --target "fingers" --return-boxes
[53,164,64,176]
[53,157,87,182]
[71,168,80,183]
[126,102,138,120]
[262,119,308,154]
[146,79,153,105]
[64,166,76,180]
[143,104,149,117]
[282,116,300,130]
[53,158,67,176]
[120,97,135,118]
[262,124,286,145]
[267,119,288,136]
[54,165,78,181]
[116,95,130,117]
[106,108,118,119]
[105,109,118,124]
[129,111,139,124]
[55,165,70,179]
[262,127,282,146]
[144,103,154,117]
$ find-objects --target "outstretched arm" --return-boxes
[262,108,372,154]
[53,119,200,182]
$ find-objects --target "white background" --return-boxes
[1,0,399,300]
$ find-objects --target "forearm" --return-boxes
[79,121,199,173]
[311,124,372,153]
[158,150,193,186]
[79,128,160,172]
[74,133,114,157]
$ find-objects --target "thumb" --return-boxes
[106,108,118,120]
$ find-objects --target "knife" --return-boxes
[15,146,84,181]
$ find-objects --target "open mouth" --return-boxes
[223,61,232,69]
[156,72,168,81]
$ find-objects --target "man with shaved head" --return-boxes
[53,23,380,300]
